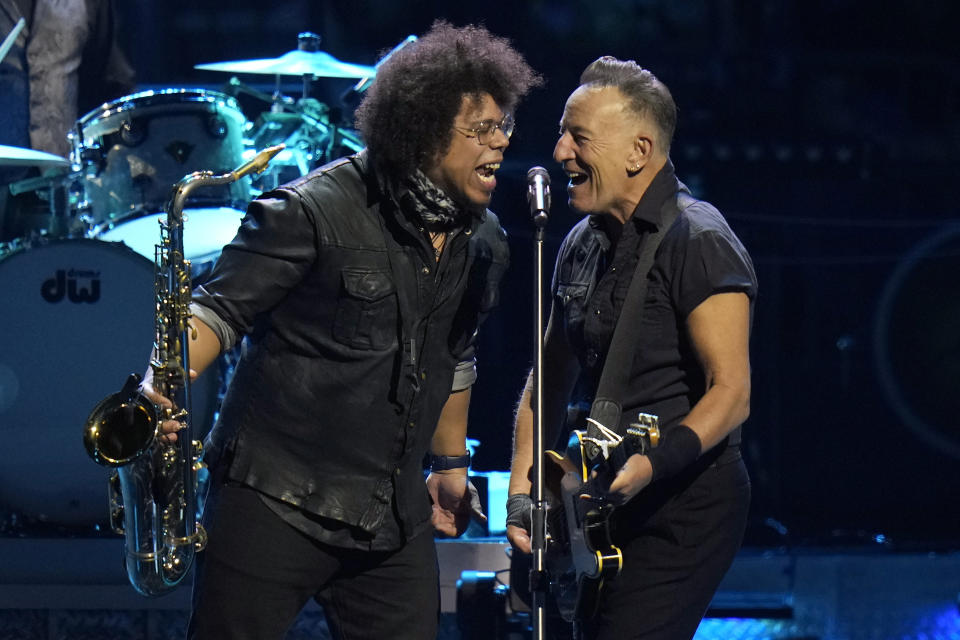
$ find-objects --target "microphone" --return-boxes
[527,166,551,224]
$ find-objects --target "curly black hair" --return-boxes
[355,21,542,184]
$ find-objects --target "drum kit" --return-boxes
[0,32,405,533]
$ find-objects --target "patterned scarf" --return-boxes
[400,170,470,232]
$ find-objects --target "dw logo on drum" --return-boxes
[41,268,101,304]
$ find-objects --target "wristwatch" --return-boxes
[429,452,471,471]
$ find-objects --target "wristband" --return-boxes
[646,424,701,482]
[429,452,471,471]
[505,493,532,530]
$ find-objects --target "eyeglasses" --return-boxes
[453,113,515,145]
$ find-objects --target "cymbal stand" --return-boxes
[293,32,338,168]
[272,74,287,114]
[0,18,25,65]
[297,31,322,102]
[342,34,418,104]
[224,76,292,113]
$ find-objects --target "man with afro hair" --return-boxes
[145,20,541,640]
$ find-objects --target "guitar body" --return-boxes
[539,415,660,623]
[542,431,622,622]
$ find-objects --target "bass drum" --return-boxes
[96,206,245,262]
[0,239,219,529]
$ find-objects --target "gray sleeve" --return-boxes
[191,302,237,353]
[451,357,477,392]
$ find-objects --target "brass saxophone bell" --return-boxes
[83,373,157,467]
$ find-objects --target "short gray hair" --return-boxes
[580,56,677,152]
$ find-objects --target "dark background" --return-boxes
[114,0,960,547]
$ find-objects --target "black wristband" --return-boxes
[505,493,532,530]
[429,452,471,471]
[646,424,701,482]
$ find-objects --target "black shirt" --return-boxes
[193,152,509,550]
[553,160,757,436]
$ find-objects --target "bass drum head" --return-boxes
[96,206,246,262]
[0,239,218,529]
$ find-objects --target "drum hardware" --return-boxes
[249,111,304,148]
[341,35,418,108]
[224,76,363,185]
[307,105,363,167]
[205,33,367,171]
[72,139,105,176]
[8,171,73,198]
[7,169,89,238]
[274,98,362,164]
[198,32,368,174]
[224,76,296,113]
[193,31,406,183]
[295,32,324,103]
[0,17,26,65]
[240,98,364,189]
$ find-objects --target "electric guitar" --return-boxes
[541,413,660,622]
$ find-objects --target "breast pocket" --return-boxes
[556,282,589,337]
[332,268,398,350]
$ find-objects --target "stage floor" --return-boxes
[1,537,958,639]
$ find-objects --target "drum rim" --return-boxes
[0,235,155,265]
[90,199,251,232]
[78,87,244,132]
[90,205,247,238]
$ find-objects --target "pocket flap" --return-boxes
[556,282,588,304]
[340,268,396,302]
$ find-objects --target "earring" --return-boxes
[630,163,641,172]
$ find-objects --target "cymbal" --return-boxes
[195,49,377,78]
[0,144,70,168]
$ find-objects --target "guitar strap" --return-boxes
[586,189,692,444]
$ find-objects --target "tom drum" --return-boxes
[76,88,250,261]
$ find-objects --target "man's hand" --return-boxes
[605,453,654,505]
[426,471,486,537]
[139,368,198,444]
[505,493,533,554]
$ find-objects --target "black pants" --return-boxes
[576,445,751,640]
[187,482,440,640]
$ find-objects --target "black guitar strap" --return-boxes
[586,189,693,442]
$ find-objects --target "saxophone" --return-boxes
[83,145,283,596]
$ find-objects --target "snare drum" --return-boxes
[74,88,251,230]
[0,239,218,527]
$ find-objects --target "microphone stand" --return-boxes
[527,170,550,640]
